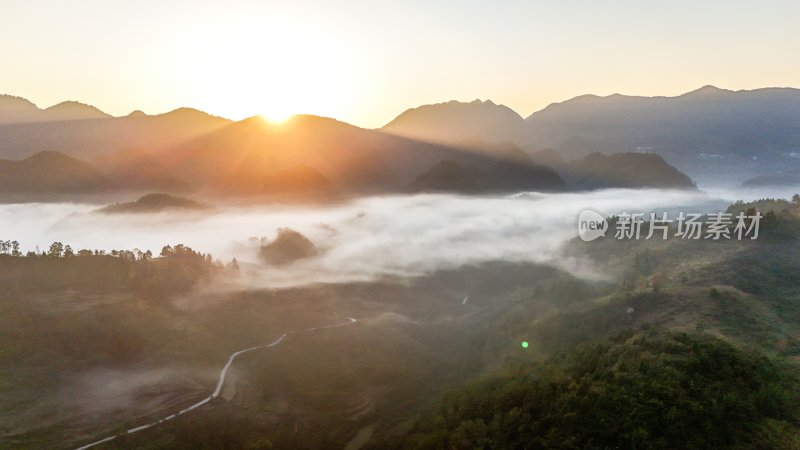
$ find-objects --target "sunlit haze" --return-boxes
[2,0,799,127]
[4,2,800,447]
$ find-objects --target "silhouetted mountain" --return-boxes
[6,89,773,195]
[383,99,527,147]
[0,151,111,193]
[524,86,800,185]
[409,158,567,193]
[407,160,486,193]
[528,148,566,171]
[4,88,800,189]
[741,169,800,188]
[92,148,191,193]
[0,96,111,124]
[160,115,568,196]
[261,164,333,196]
[563,152,696,190]
[42,101,111,121]
[384,87,800,186]
[97,193,209,214]
[0,96,231,160]
[0,97,570,198]
[0,95,41,123]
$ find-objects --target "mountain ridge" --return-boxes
[382,99,526,147]
[156,114,569,196]
[0,86,792,194]
[0,100,232,160]
[378,85,800,186]
[0,150,111,194]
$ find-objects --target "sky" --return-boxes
[1,0,799,127]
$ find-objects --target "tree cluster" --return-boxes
[400,330,799,450]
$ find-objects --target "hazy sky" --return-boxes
[2,0,798,127]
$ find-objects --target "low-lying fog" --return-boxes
[1,187,795,287]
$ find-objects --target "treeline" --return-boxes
[0,241,239,297]
[0,240,238,265]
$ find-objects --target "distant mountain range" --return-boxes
[155,114,567,196]
[10,87,792,200]
[0,95,110,124]
[563,153,696,190]
[383,99,527,147]
[0,151,110,194]
[0,95,230,160]
[92,148,191,193]
[383,86,800,186]
[408,158,567,193]
[0,108,572,198]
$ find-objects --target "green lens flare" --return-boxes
[521,341,529,349]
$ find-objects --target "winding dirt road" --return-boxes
[75,317,357,450]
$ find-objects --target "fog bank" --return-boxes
[0,188,762,287]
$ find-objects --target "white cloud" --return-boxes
[0,189,744,288]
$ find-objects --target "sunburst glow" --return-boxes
[149,14,363,122]
[258,112,295,125]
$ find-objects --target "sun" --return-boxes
[158,18,366,124]
[258,111,295,125]
[257,91,301,124]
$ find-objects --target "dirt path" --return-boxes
[74,317,357,450]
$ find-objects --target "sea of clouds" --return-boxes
[0,187,795,288]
